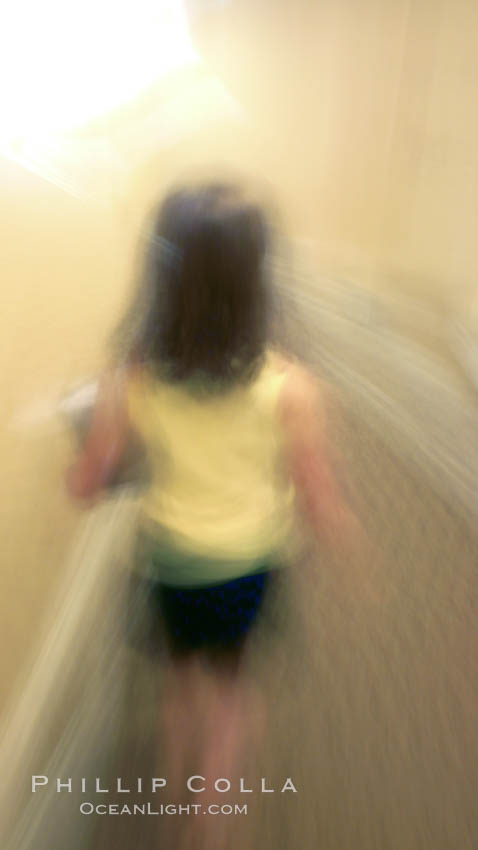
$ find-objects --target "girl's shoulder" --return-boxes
[268,350,325,399]
[268,351,329,437]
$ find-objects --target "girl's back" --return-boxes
[128,352,295,581]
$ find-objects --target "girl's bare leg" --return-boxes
[159,653,206,797]
[179,652,266,849]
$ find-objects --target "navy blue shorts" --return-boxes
[125,532,276,656]
[153,572,270,654]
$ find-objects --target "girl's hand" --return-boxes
[65,461,100,505]
[323,505,366,552]
[328,508,382,607]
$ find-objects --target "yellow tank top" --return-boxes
[127,354,296,582]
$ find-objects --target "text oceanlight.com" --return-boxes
[79,803,248,816]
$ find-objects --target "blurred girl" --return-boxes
[66,182,359,834]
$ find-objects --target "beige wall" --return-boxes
[0,157,119,712]
[377,0,478,306]
[191,0,478,306]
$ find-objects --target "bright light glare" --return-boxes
[0,0,197,144]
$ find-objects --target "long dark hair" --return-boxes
[112,182,271,391]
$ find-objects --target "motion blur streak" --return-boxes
[1,0,478,849]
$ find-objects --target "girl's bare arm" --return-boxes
[279,362,358,544]
[66,367,132,502]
